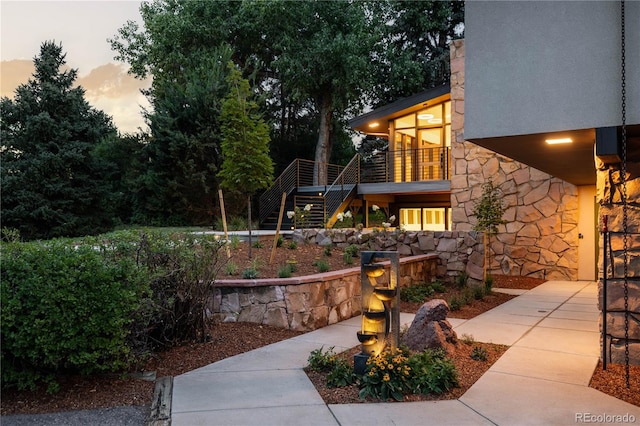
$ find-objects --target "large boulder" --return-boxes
[401,299,457,354]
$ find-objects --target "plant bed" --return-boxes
[221,240,360,278]
[305,340,509,404]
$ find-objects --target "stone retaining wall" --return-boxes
[210,228,487,332]
[213,253,438,331]
[449,39,579,280]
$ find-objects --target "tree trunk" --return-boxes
[247,195,252,259]
[483,232,489,282]
[314,93,333,186]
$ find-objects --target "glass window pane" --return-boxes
[394,114,415,129]
[444,101,451,124]
[418,129,441,147]
[400,208,422,231]
[445,125,451,147]
[417,105,443,127]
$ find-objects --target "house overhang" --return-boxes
[467,125,640,187]
[349,84,450,136]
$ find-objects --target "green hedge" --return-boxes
[1,238,148,392]
[1,230,225,392]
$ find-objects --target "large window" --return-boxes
[392,100,451,182]
[400,208,451,231]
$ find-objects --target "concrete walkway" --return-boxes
[171,281,640,425]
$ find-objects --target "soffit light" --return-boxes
[369,122,380,128]
[545,137,573,145]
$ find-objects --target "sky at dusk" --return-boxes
[1,0,151,133]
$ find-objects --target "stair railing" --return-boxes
[323,154,360,224]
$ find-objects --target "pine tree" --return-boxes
[0,41,117,240]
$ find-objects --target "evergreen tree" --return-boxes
[0,41,117,240]
[218,62,274,256]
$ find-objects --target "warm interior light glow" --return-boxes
[417,113,434,120]
[545,137,573,145]
[369,122,379,128]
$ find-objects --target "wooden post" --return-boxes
[270,193,287,264]
[218,189,231,258]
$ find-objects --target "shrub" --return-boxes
[276,236,284,248]
[343,252,354,265]
[226,261,239,275]
[1,238,148,392]
[229,234,241,250]
[408,349,459,395]
[252,240,264,249]
[278,264,293,278]
[327,358,356,388]
[287,241,297,250]
[242,267,259,279]
[472,285,485,300]
[430,281,447,293]
[308,346,338,372]
[459,333,476,345]
[456,271,469,289]
[1,230,226,393]
[484,275,494,293]
[133,231,225,349]
[314,259,330,273]
[286,260,298,272]
[400,282,434,303]
[345,244,360,258]
[470,346,488,362]
[448,295,462,311]
[324,244,333,256]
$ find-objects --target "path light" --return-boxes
[355,251,400,375]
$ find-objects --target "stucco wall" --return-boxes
[465,1,640,139]
[450,39,579,280]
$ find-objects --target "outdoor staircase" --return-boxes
[259,155,360,230]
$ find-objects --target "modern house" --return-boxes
[259,0,638,362]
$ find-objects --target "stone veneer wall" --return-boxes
[449,39,579,280]
[212,228,485,331]
[597,153,640,364]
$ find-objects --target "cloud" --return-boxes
[1,60,150,134]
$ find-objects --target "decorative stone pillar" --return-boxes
[597,152,640,364]
[449,39,579,280]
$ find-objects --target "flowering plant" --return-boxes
[334,210,354,228]
[286,204,313,229]
[382,214,396,229]
[369,204,386,227]
[359,347,411,401]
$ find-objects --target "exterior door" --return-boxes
[577,185,597,280]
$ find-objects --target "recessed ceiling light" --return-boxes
[418,114,434,120]
[369,122,379,128]
[545,138,573,145]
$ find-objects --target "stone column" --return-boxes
[597,151,640,364]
